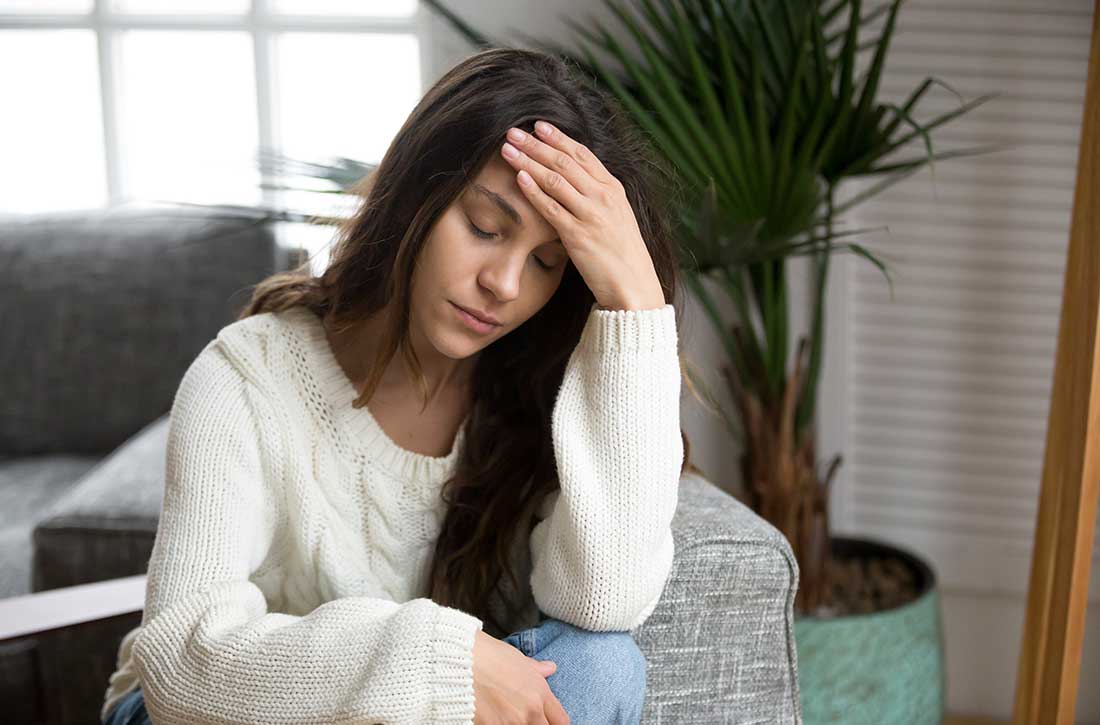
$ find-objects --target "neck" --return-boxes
[324,308,477,402]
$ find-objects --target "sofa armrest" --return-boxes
[32,414,168,593]
[635,471,802,724]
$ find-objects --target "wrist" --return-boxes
[597,287,666,312]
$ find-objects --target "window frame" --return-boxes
[0,0,431,210]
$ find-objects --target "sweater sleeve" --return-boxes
[528,302,683,632]
[130,343,483,725]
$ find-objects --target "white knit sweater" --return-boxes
[100,301,683,724]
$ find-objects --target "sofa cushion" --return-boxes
[0,456,100,598]
[32,414,168,592]
[0,206,279,457]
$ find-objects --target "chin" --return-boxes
[434,330,488,359]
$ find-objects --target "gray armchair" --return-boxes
[0,207,801,724]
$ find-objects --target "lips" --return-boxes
[452,302,500,326]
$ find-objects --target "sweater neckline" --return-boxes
[282,305,469,486]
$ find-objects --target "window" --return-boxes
[0,0,428,271]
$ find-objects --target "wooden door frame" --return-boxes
[1013,1,1100,723]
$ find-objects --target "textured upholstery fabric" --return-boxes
[641,471,802,722]
[0,206,280,457]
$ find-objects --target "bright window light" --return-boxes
[271,0,416,17]
[116,30,261,207]
[274,31,419,222]
[0,0,92,11]
[110,0,249,13]
[0,29,106,213]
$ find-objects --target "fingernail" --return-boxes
[502,142,519,159]
[507,127,526,143]
[535,121,552,136]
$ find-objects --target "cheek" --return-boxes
[421,223,472,279]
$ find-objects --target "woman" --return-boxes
[101,46,691,725]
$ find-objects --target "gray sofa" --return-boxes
[0,207,802,724]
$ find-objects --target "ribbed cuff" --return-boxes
[427,604,484,724]
[578,302,678,354]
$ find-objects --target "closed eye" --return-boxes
[467,220,557,271]
[467,220,495,240]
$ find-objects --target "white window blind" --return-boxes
[833,0,1099,601]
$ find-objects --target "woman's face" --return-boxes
[410,154,571,359]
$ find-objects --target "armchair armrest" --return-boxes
[0,576,146,725]
[635,471,802,724]
[0,575,145,643]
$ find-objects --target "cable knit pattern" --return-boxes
[100,300,682,724]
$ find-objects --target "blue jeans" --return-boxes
[101,684,151,725]
[503,614,647,723]
[103,615,646,724]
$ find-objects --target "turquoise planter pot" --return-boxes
[794,537,946,724]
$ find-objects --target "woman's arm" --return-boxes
[132,344,482,725]
[528,302,683,632]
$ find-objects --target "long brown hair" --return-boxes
[239,47,696,637]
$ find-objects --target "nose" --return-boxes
[477,250,526,303]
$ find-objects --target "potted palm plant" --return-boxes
[186,1,996,720]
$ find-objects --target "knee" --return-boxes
[552,622,647,706]
[593,629,647,686]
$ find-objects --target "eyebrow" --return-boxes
[469,183,564,248]
[471,183,523,226]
